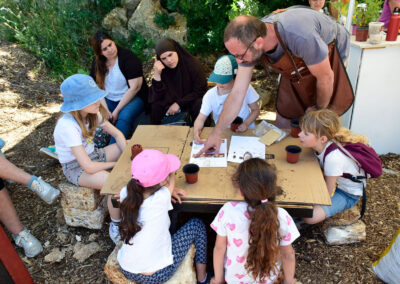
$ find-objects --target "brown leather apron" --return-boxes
[262,19,354,119]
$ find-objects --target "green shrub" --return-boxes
[0,0,120,79]
[171,0,309,54]
[154,11,176,29]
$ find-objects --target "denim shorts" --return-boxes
[321,188,361,218]
[61,148,106,186]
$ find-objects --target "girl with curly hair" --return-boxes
[210,158,299,284]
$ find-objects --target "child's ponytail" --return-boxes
[119,179,162,245]
[119,179,145,245]
[246,200,280,282]
[232,158,282,282]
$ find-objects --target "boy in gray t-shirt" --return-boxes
[261,7,350,65]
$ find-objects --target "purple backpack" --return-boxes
[322,141,382,218]
[322,142,383,178]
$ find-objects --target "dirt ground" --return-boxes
[0,39,399,283]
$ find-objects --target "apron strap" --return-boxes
[273,21,303,82]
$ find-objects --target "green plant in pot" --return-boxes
[353,0,383,42]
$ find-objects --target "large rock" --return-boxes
[59,182,103,211]
[104,242,196,283]
[61,199,106,229]
[122,0,140,18]
[73,242,102,263]
[111,26,131,42]
[323,220,366,245]
[103,7,128,30]
[323,206,361,227]
[128,0,187,45]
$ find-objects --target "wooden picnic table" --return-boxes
[101,125,331,218]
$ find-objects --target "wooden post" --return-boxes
[0,225,34,284]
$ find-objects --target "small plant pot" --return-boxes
[285,145,302,164]
[231,116,243,132]
[182,163,200,184]
[355,27,369,42]
[131,144,143,160]
[290,118,301,138]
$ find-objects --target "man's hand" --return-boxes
[171,188,186,204]
[195,131,222,157]
[167,102,180,115]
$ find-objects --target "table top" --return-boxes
[101,125,331,207]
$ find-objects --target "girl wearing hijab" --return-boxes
[149,38,207,125]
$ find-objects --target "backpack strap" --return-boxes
[322,141,367,219]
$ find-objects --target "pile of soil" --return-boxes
[0,39,399,283]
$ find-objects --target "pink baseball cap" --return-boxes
[131,149,181,187]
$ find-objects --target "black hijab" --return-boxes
[151,38,207,107]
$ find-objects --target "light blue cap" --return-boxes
[208,55,238,84]
[60,74,107,113]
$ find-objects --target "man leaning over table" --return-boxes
[197,7,354,157]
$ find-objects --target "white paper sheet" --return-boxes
[228,136,265,163]
[189,139,228,167]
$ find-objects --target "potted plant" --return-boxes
[353,0,383,41]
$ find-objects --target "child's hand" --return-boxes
[171,188,186,204]
[113,192,121,202]
[194,130,205,145]
[236,123,248,132]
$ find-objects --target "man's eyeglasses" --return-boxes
[234,37,258,61]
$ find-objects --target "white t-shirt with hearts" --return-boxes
[211,201,300,283]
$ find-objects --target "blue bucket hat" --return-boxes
[208,55,238,84]
[60,74,107,113]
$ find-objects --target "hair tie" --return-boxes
[133,178,143,187]
[261,198,268,203]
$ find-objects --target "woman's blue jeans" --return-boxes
[105,96,144,144]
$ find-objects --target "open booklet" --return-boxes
[189,139,228,167]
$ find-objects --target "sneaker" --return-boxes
[109,222,120,244]
[30,177,60,204]
[12,228,43,258]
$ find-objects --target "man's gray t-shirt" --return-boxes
[261,7,350,66]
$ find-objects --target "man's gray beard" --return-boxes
[242,48,263,65]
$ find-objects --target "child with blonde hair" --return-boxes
[211,158,299,284]
[299,109,369,224]
[54,74,126,242]
[117,149,210,284]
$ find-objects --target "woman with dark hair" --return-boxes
[149,38,207,125]
[89,31,148,144]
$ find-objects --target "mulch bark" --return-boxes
[0,39,398,283]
